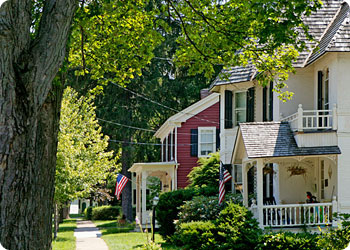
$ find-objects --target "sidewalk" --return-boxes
[74,220,108,250]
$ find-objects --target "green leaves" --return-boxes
[55,87,118,204]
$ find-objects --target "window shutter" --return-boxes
[225,90,233,128]
[317,71,323,110]
[216,128,220,151]
[263,87,267,121]
[269,81,273,121]
[246,87,255,122]
[190,129,198,157]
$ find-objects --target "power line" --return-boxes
[109,139,195,146]
[107,79,220,126]
[98,117,207,136]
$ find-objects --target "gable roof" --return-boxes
[211,1,350,89]
[154,93,219,140]
[236,122,340,159]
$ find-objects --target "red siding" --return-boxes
[176,102,220,188]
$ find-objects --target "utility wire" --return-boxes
[107,79,220,126]
[109,139,195,146]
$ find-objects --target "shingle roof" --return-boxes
[210,65,257,88]
[211,1,350,88]
[239,122,341,158]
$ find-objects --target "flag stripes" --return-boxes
[115,174,129,200]
[219,163,232,205]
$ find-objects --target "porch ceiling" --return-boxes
[128,161,178,173]
[238,122,341,159]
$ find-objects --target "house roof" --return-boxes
[211,1,350,89]
[238,122,341,159]
[154,93,219,140]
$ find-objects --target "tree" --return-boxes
[0,1,322,249]
[53,87,117,238]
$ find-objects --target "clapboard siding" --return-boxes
[177,102,220,188]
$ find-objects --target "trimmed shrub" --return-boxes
[172,221,218,250]
[156,186,217,238]
[257,232,320,250]
[91,206,120,220]
[215,202,261,250]
[84,206,94,220]
[178,193,242,224]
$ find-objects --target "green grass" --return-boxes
[69,213,84,218]
[101,231,180,250]
[52,219,76,250]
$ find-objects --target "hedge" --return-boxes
[91,206,120,220]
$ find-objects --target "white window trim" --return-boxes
[198,126,216,157]
[234,91,247,126]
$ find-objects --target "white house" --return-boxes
[210,0,350,228]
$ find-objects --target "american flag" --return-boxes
[219,163,232,205]
[115,174,129,200]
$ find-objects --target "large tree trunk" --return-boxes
[121,141,133,222]
[0,1,76,249]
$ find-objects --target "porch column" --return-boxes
[141,171,148,224]
[242,163,249,207]
[136,174,140,216]
[257,159,264,228]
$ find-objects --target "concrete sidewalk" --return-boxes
[74,220,108,250]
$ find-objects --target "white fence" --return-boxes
[262,203,333,227]
[281,104,337,131]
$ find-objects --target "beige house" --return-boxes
[211,0,350,228]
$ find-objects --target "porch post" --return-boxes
[297,104,303,132]
[257,159,264,228]
[242,163,249,207]
[332,104,337,130]
[332,196,338,227]
[141,172,148,224]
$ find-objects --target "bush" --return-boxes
[215,202,261,250]
[317,225,350,250]
[188,152,220,188]
[172,221,218,250]
[84,206,94,220]
[156,186,217,238]
[257,232,320,250]
[91,206,120,220]
[178,193,242,224]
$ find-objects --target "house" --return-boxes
[129,91,220,225]
[210,0,350,228]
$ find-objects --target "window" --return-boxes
[198,127,216,157]
[235,92,247,125]
[233,164,243,193]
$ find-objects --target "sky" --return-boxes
[0,0,7,8]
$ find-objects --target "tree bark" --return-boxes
[122,141,133,222]
[0,1,76,249]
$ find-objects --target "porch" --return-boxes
[243,156,338,228]
[128,162,178,227]
[232,122,341,229]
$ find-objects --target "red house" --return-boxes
[129,92,219,225]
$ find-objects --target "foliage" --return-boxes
[84,206,94,220]
[257,232,320,250]
[168,0,322,100]
[55,87,118,204]
[188,152,220,188]
[172,221,218,250]
[155,186,217,238]
[178,193,242,224]
[317,225,350,250]
[91,206,121,220]
[214,202,261,250]
[69,1,162,83]
[147,177,162,210]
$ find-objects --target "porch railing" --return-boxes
[262,202,333,227]
[281,104,337,131]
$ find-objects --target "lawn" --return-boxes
[52,219,77,250]
[94,220,180,250]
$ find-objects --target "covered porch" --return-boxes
[233,122,341,228]
[128,162,178,226]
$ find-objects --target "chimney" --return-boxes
[200,89,211,99]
